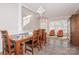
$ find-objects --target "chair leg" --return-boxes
[8,50,11,55]
[44,39,46,46]
[40,41,42,49]
[3,49,5,55]
[5,50,7,55]
[38,46,40,51]
[45,38,47,44]
[32,47,34,55]
[39,39,42,49]
[25,44,27,53]
[20,46,23,55]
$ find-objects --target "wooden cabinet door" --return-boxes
[75,16,79,46]
[70,15,79,46]
[70,17,76,45]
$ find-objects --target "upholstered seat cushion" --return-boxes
[6,42,23,48]
[6,43,14,48]
[25,40,32,44]
[25,40,38,47]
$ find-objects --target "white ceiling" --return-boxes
[24,3,79,18]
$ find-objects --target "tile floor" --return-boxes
[24,36,79,55]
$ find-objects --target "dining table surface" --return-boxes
[10,32,33,55]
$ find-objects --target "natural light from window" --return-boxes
[23,15,32,27]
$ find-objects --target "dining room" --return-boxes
[0,3,79,55]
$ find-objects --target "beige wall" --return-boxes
[0,3,19,33]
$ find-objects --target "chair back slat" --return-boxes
[5,31,11,50]
[1,30,11,50]
[32,30,39,41]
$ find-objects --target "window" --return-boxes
[23,15,32,27]
[49,19,68,36]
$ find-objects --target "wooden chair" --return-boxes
[42,29,47,45]
[25,30,39,55]
[38,29,42,49]
[1,30,23,55]
[1,30,7,55]
[39,29,47,49]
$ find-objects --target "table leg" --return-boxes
[15,41,20,55]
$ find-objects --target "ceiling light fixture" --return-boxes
[37,6,46,16]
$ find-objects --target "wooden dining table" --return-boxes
[14,36,32,55]
[10,32,32,55]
